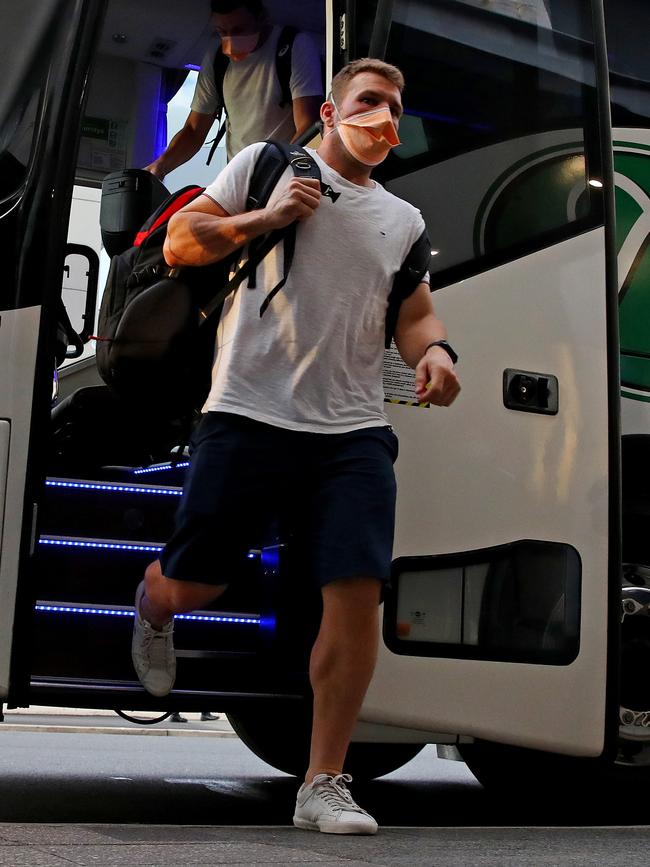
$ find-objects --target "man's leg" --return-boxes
[132,559,227,696]
[140,558,226,627]
[293,576,382,834]
[306,576,382,782]
[132,412,286,696]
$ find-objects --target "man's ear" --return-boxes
[320,100,336,131]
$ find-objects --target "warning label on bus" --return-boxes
[383,345,430,408]
[78,116,127,174]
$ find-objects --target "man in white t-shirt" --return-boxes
[132,58,460,833]
[144,0,323,176]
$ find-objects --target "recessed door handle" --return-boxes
[503,369,559,415]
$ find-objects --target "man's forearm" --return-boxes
[151,126,204,177]
[164,208,275,267]
[394,313,447,369]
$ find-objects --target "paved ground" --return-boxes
[1,824,649,866]
[1,709,649,865]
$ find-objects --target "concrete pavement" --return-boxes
[0,823,649,866]
[1,712,649,865]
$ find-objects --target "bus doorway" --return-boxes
[3,0,650,796]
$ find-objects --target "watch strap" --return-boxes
[424,340,458,364]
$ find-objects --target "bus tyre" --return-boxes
[227,709,425,780]
[458,740,650,797]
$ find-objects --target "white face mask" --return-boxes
[330,97,401,166]
[221,31,260,61]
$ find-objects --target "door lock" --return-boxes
[503,369,559,415]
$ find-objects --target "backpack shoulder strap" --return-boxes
[247,139,320,211]
[384,227,432,348]
[253,142,320,316]
[246,139,319,293]
[212,46,230,112]
[276,26,298,108]
[205,47,230,166]
[198,142,320,324]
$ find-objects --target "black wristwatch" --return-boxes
[424,339,458,365]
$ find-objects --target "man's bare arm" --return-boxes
[145,111,215,180]
[394,282,460,406]
[163,178,322,267]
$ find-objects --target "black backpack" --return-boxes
[206,25,298,165]
[96,140,320,416]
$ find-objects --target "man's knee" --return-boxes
[322,576,383,612]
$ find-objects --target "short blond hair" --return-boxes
[330,58,405,104]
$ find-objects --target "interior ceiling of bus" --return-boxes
[99,0,324,69]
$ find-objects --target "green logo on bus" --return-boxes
[476,141,650,393]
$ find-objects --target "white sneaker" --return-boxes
[131,581,176,696]
[293,773,378,835]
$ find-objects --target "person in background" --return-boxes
[169,711,220,722]
[145,0,323,177]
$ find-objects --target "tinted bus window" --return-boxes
[354,0,602,286]
[606,0,650,129]
[604,1,650,391]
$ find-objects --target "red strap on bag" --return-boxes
[133,186,204,247]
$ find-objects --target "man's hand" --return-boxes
[263,178,321,230]
[414,346,461,406]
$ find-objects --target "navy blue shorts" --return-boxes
[160,412,398,588]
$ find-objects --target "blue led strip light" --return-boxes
[39,538,163,553]
[34,604,260,625]
[45,480,181,496]
[133,462,190,476]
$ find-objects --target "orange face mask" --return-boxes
[332,100,401,166]
[221,32,259,61]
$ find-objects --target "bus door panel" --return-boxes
[0,0,106,699]
[340,0,620,756]
[0,311,42,697]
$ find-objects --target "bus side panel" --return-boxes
[0,307,41,697]
[364,230,610,757]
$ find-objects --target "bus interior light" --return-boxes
[34,604,261,625]
[45,480,181,496]
[39,538,164,553]
[133,462,190,475]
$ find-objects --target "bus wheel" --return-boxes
[458,739,650,798]
[227,708,425,780]
[461,576,650,796]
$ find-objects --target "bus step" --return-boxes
[40,477,180,540]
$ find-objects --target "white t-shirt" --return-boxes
[202,144,428,434]
[191,27,323,160]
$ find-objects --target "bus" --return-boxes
[1,0,649,792]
